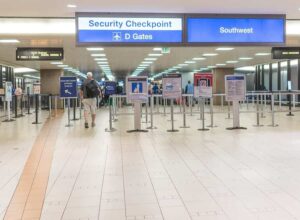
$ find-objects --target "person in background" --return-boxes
[80,72,101,128]
[152,83,159,95]
[185,80,194,106]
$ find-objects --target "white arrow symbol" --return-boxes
[65,89,71,95]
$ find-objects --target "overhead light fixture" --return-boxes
[207,66,216,68]
[91,54,106,57]
[145,58,157,61]
[67,4,77,8]
[50,62,63,65]
[148,53,162,57]
[14,67,37,73]
[193,57,206,61]
[142,61,153,64]
[226,60,238,63]
[153,48,162,51]
[255,53,271,56]
[203,53,218,57]
[57,65,68,67]
[0,39,20,43]
[178,64,188,66]
[97,61,108,64]
[239,57,253,60]
[216,64,226,66]
[185,61,196,64]
[87,47,104,51]
[94,58,107,61]
[216,47,234,51]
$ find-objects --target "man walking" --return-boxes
[80,72,101,128]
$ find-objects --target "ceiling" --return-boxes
[0,0,300,19]
[0,1,300,80]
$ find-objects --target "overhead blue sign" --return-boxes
[187,17,285,43]
[77,15,183,44]
[105,81,117,95]
[60,76,77,98]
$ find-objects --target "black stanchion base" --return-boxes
[268,124,279,127]
[147,126,157,130]
[198,128,210,131]
[127,129,149,133]
[180,126,190,129]
[71,118,80,121]
[65,124,73,127]
[167,129,179,132]
[113,118,118,122]
[3,119,15,122]
[105,128,117,132]
[286,113,294,116]
[32,122,42,124]
[226,127,247,130]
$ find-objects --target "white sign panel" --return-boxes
[5,82,13,102]
[225,75,246,101]
[162,74,182,99]
[33,83,41,95]
[126,76,148,103]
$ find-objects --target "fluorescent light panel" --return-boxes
[239,57,253,60]
[203,53,218,56]
[255,53,271,56]
[193,57,206,61]
[87,47,104,51]
[216,47,234,51]
[0,39,20,43]
[91,54,106,57]
[148,53,162,57]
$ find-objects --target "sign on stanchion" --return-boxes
[162,73,182,132]
[3,82,15,122]
[225,75,247,130]
[60,76,78,127]
[126,76,148,133]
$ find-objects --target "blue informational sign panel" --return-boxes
[76,13,183,44]
[105,81,117,95]
[60,76,78,98]
[186,16,285,44]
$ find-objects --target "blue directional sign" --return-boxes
[105,81,117,95]
[60,76,78,98]
[76,14,183,44]
[186,16,285,44]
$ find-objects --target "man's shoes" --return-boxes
[91,122,96,127]
[84,122,89,128]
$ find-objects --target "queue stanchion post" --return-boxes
[105,97,117,132]
[147,95,157,130]
[27,93,32,115]
[207,97,217,128]
[48,95,52,119]
[113,96,118,122]
[254,94,263,127]
[279,93,282,110]
[226,101,231,119]
[71,98,79,121]
[260,94,266,118]
[55,96,58,117]
[32,94,41,124]
[180,96,190,129]
[287,93,294,116]
[269,93,278,127]
[198,98,209,131]
[293,93,296,110]
[221,95,224,110]
[167,99,179,132]
[79,98,82,119]
[163,98,166,116]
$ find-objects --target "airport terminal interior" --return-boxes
[2,1,300,220]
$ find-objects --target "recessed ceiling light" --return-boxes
[216,47,234,51]
[153,48,162,51]
[149,53,162,57]
[216,64,226,66]
[0,39,20,43]
[207,66,216,68]
[94,58,107,61]
[57,65,68,67]
[91,54,106,57]
[255,53,271,56]
[87,47,104,51]
[97,61,108,64]
[178,64,188,66]
[239,57,253,60]
[51,62,63,65]
[203,53,218,57]
[145,58,157,61]
[67,4,77,8]
[193,57,206,61]
[185,61,196,64]
[142,61,153,64]
[226,60,239,63]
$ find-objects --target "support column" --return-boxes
[40,69,64,108]
[212,68,234,105]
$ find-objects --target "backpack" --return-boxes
[85,80,100,98]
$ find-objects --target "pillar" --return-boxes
[212,68,234,105]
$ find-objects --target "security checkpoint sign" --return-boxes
[194,73,213,98]
[105,81,117,95]
[162,73,182,99]
[126,76,148,103]
[60,76,78,98]
[5,82,13,102]
[225,75,246,102]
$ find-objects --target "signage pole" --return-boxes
[65,98,72,127]
[287,93,294,116]
[198,98,209,131]
[208,97,217,127]
[226,101,231,119]
[127,102,148,133]
[260,94,266,118]
[167,99,179,132]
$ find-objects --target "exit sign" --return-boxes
[162,47,170,54]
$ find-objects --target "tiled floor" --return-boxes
[2,103,300,219]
